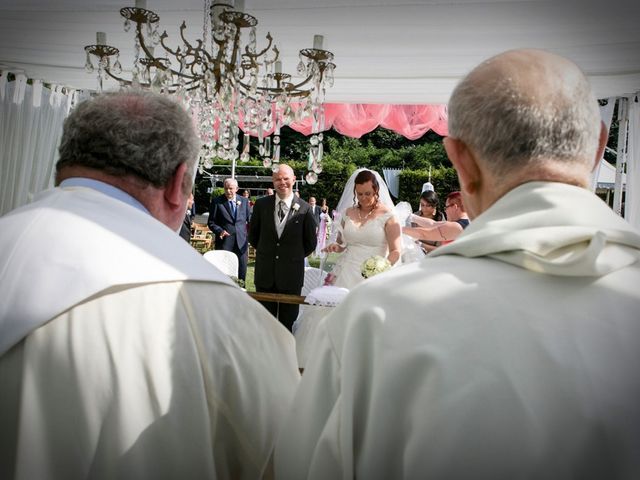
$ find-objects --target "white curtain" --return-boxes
[591,98,617,190]
[0,73,74,216]
[382,168,402,198]
[626,95,640,229]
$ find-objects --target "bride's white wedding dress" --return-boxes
[331,212,395,288]
[294,211,395,368]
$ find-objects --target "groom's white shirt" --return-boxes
[0,181,299,479]
[275,182,640,479]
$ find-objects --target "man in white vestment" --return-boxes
[275,49,640,479]
[0,91,299,479]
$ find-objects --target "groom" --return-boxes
[249,164,317,330]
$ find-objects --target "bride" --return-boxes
[324,169,402,287]
[294,168,402,368]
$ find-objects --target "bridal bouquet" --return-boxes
[361,255,392,279]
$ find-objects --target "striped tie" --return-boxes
[278,201,285,222]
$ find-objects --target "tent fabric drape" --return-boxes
[626,95,640,229]
[591,98,617,191]
[0,75,74,216]
[382,168,402,198]
[287,103,448,139]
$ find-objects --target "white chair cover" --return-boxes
[203,250,239,278]
[301,267,327,296]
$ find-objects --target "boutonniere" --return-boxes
[236,200,241,207]
[292,203,300,212]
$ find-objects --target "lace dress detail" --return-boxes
[331,211,394,288]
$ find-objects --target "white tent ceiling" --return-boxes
[1,0,639,104]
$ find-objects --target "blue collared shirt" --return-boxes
[59,177,150,215]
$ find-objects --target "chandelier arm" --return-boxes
[235,77,310,100]
[177,21,202,55]
[243,32,275,60]
[134,22,154,59]
[281,74,320,93]
[142,23,211,83]
[158,32,182,58]
[228,25,243,79]
[209,34,230,92]
[103,68,130,84]
[130,21,188,82]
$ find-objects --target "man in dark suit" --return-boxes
[179,193,195,243]
[249,164,317,331]
[308,196,321,226]
[208,177,251,281]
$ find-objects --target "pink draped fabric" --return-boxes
[379,104,448,140]
[289,103,448,139]
[224,103,449,140]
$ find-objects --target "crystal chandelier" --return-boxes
[84,0,335,184]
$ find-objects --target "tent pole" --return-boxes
[613,97,628,217]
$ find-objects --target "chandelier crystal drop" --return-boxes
[84,0,336,180]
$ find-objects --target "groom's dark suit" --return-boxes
[208,194,251,280]
[249,195,317,330]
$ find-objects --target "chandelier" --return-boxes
[84,0,335,184]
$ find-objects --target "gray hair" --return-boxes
[56,90,199,191]
[223,177,238,188]
[448,52,601,176]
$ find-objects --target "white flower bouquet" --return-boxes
[361,255,392,279]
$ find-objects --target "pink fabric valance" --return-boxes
[289,103,448,139]
[199,103,448,142]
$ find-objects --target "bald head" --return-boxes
[448,49,602,180]
[272,164,295,199]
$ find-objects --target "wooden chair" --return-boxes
[190,222,212,251]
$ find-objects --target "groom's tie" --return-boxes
[278,200,285,222]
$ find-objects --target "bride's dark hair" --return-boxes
[353,170,380,207]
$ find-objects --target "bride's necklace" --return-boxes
[358,204,376,222]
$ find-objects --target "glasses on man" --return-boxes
[445,203,454,209]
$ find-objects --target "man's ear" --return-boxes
[444,137,482,196]
[164,162,189,212]
[592,121,608,172]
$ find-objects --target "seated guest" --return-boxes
[0,90,299,480]
[404,191,469,246]
[275,49,640,479]
[412,189,445,252]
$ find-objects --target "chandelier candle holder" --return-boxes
[84,0,335,183]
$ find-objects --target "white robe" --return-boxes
[0,186,300,479]
[275,182,640,480]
